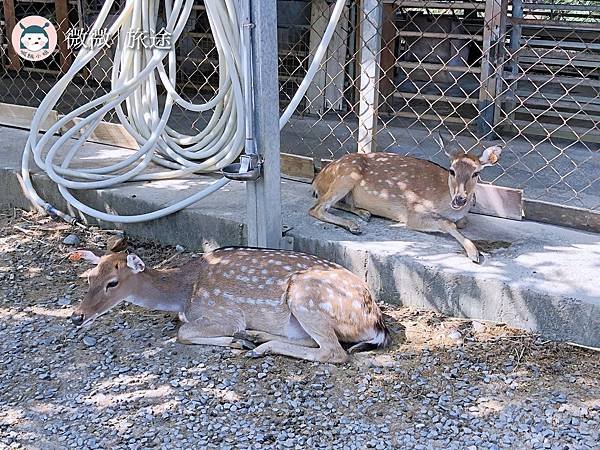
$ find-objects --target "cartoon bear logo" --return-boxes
[11,16,57,61]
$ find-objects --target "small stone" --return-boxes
[57,297,71,306]
[83,336,97,347]
[257,372,267,379]
[63,234,80,246]
[448,331,462,341]
[175,245,185,253]
[472,321,486,333]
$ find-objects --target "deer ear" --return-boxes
[69,250,101,265]
[435,132,465,159]
[479,145,503,167]
[126,254,145,273]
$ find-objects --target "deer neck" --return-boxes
[128,267,192,313]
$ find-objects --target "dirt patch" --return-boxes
[473,239,512,252]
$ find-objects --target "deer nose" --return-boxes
[452,195,468,208]
[71,312,84,326]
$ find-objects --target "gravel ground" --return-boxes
[0,208,599,450]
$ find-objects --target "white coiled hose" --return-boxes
[22,0,346,223]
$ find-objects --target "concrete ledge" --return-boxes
[1,127,599,346]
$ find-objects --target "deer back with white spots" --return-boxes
[310,134,502,263]
[69,241,391,363]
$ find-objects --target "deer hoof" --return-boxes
[358,211,371,222]
[246,350,261,359]
[233,330,251,341]
[469,251,482,264]
[235,338,257,350]
[347,224,363,235]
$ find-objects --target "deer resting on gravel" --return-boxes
[70,243,391,363]
[310,135,503,263]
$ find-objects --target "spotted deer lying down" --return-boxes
[70,244,392,363]
[310,135,503,263]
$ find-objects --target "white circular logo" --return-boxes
[12,16,58,61]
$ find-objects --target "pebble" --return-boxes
[472,321,486,333]
[63,234,80,246]
[448,330,462,341]
[83,336,97,347]
[57,297,71,306]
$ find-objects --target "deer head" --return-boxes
[436,134,503,210]
[69,236,148,327]
[69,250,147,327]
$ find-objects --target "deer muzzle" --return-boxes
[451,195,468,210]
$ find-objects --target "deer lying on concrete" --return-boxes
[310,135,502,263]
[69,243,391,363]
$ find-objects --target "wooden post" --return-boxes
[379,2,397,113]
[246,0,282,248]
[357,0,383,153]
[2,0,20,71]
[55,0,72,73]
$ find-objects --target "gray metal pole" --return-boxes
[246,0,282,248]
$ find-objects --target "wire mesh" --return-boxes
[0,0,598,214]
[280,0,600,212]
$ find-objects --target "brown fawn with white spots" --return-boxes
[310,134,503,263]
[69,241,391,363]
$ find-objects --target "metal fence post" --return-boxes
[357,0,383,154]
[246,0,282,248]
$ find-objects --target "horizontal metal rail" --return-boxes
[396,61,482,73]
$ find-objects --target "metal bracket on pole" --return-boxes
[221,154,262,181]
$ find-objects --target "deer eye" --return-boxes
[448,169,456,177]
[106,280,119,290]
[472,172,480,179]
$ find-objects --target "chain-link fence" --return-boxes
[280,0,600,214]
[1,0,599,217]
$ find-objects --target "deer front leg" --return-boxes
[406,214,481,263]
[455,217,468,229]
